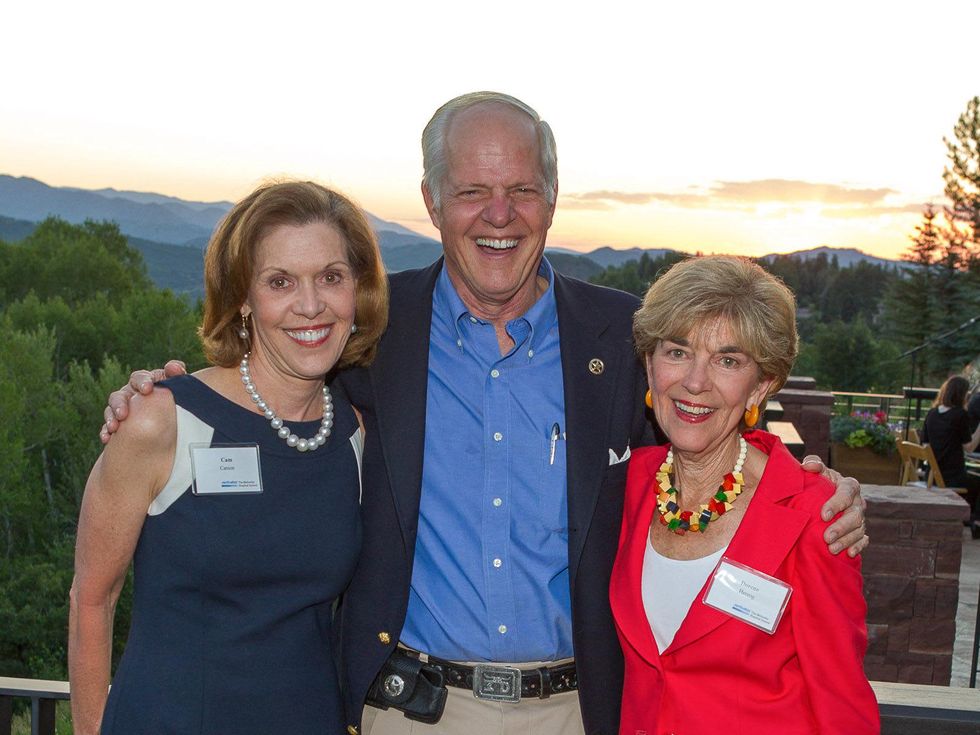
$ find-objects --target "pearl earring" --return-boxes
[350,324,358,334]
[238,314,250,340]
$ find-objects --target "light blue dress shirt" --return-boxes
[400,259,571,663]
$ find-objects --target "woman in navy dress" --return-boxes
[69,181,388,734]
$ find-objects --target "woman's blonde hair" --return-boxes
[200,180,388,369]
[633,255,798,398]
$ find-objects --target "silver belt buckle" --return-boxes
[472,664,521,703]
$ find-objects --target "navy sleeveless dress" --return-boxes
[101,375,362,734]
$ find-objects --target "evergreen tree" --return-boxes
[589,251,689,296]
[943,96,980,260]
[880,97,980,384]
[930,229,980,376]
[818,261,895,325]
[882,207,941,376]
[795,318,904,392]
[908,204,942,267]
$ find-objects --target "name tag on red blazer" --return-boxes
[702,557,792,634]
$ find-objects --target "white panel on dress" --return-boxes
[348,428,364,504]
[148,405,215,516]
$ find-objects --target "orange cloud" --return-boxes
[561,179,919,215]
[711,179,896,205]
[822,203,928,219]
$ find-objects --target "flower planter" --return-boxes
[830,443,900,485]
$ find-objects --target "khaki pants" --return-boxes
[361,658,584,735]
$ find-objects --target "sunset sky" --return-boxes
[3,0,979,260]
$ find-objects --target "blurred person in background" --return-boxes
[921,375,980,536]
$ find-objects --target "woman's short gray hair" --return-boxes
[633,255,799,398]
[421,91,558,209]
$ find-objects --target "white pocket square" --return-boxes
[608,445,631,466]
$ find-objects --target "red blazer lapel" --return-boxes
[666,433,812,654]
[610,451,664,670]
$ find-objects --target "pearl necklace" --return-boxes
[655,435,748,535]
[239,352,333,452]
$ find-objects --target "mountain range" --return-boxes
[0,174,901,298]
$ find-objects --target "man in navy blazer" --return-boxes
[335,93,867,735]
[336,93,653,735]
[338,261,649,735]
[103,92,868,735]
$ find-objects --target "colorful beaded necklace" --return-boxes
[656,435,747,535]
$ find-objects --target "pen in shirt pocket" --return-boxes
[549,422,563,465]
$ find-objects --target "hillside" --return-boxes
[0,174,907,296]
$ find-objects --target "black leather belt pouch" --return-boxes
[365,649,448,724]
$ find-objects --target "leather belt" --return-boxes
[406,651,578,700]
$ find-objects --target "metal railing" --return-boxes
[0,677,69,735]
[833,387,939,428]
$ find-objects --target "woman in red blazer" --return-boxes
[611,256,878,735]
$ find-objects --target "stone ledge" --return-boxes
[866,484,970,521]
[873,680,980,733]
[774,387,835,405]
[783,376,818,391]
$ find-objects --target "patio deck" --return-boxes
[952,525,980,687]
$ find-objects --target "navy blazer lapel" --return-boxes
[556,274,627,581]
[369,260,441,548]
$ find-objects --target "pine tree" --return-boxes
[943,96,980,263]
[907,204,942,267]
[883,207,941,375]
[929,223,980,377]
[883,99,980,385]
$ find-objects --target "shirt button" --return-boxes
[493,432,503,441]
[528,349,534,358]
[498,625,508,634]
[493,558,502,568]
[490,369,500,378]
[456,339,462,348]
[493,497,502,507]
[469,316,478,324]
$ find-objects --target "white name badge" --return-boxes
[189,443,263,495]
[702,557,792,634]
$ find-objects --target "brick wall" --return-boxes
[862,483,969,685]
[773,384,835,463]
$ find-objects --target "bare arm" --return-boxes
[70,391,176,734]
[801,456,868,557]
[100,360,187,443]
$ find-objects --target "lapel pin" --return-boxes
[588,358,605,375]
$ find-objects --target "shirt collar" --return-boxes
[432,256,559,356]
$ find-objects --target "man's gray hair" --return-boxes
[421,91,558,210]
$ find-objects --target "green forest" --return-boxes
[0,98,978,731]
[0,220,206,731]
[590,243,979,392]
